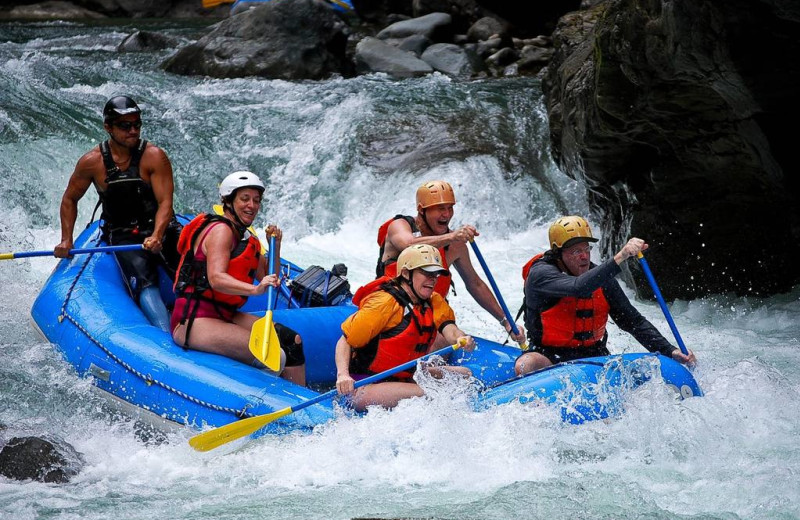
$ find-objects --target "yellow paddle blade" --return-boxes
[0,253,14,260]
[212,204,266,254]
[189,407,293,452]
[249,312,282,371]
[201,0,234,8]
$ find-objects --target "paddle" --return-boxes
[189,340,466,452]
[636,252,689,355]
[1,244,143,260]
[212,205,282,368]
[248,235,282,371]
[469,240,528,351]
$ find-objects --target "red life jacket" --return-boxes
[523,254,610,349]
[351,277,437,380]
[173,213,261,310]
[376,215,452,297]
[521,253,542,282]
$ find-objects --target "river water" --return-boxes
[0,19,798,520]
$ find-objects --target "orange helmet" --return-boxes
[416,180,456,211]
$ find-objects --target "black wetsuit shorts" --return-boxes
[274,322,305,367]
[107,218,182,299]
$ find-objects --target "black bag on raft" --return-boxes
[289,264,351,307]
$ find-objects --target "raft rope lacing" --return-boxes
[59,243,256,420]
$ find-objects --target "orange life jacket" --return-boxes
[376,215,452,297]
[523,253,610,348]
[351,277,437,380]
[173,213,261,310]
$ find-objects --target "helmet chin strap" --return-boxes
[400,272,425,303]
[222,200,249,236]
[553,249,575,276]
[418,209,449,236]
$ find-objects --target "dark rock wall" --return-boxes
[544,0,800,299]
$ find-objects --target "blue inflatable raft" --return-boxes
[29,219,701,437]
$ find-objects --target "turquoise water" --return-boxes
[1,20,799,520]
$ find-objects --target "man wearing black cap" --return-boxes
[54,95,181,332]
[515,216,696,376]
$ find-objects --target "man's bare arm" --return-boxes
[55,152,98,257]
[385,219,477,258]
[143,146,175,251]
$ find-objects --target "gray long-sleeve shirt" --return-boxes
[523,251,676,357]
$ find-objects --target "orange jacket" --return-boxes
[346,277,446,380]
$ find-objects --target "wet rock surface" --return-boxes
[0,436,84,483]
[162,0,351,80]
[544,0,800,298]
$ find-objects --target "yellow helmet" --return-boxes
[416,180,456,210]
[548,216,599,250]
[396,244,450,275]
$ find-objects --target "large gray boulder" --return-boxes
[377,12,453,42]
[0,436,84,483]
[355,36,433,77]
[396,34,433,56]
[413,0,483,32]
[544,0,800,299]
[420,42,483,77]
[466,16,508,42]
[162,0,350,80]
[118,30,183,52]
[0,1,106,20]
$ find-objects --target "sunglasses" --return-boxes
[564,245,592,258]
[113,120,142,131]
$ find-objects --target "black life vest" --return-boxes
[97,139,158,234]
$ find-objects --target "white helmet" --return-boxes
[219,171,265,199]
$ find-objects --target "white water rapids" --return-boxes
[0,20,798,520]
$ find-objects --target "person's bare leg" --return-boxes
[350,382,424,412]
[282,364,305,386]
[514,352,552,376]
[172,317,253,363]
[426,365,472,378]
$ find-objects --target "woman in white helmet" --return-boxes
[334,244,475,411]
[170,171,305,384]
